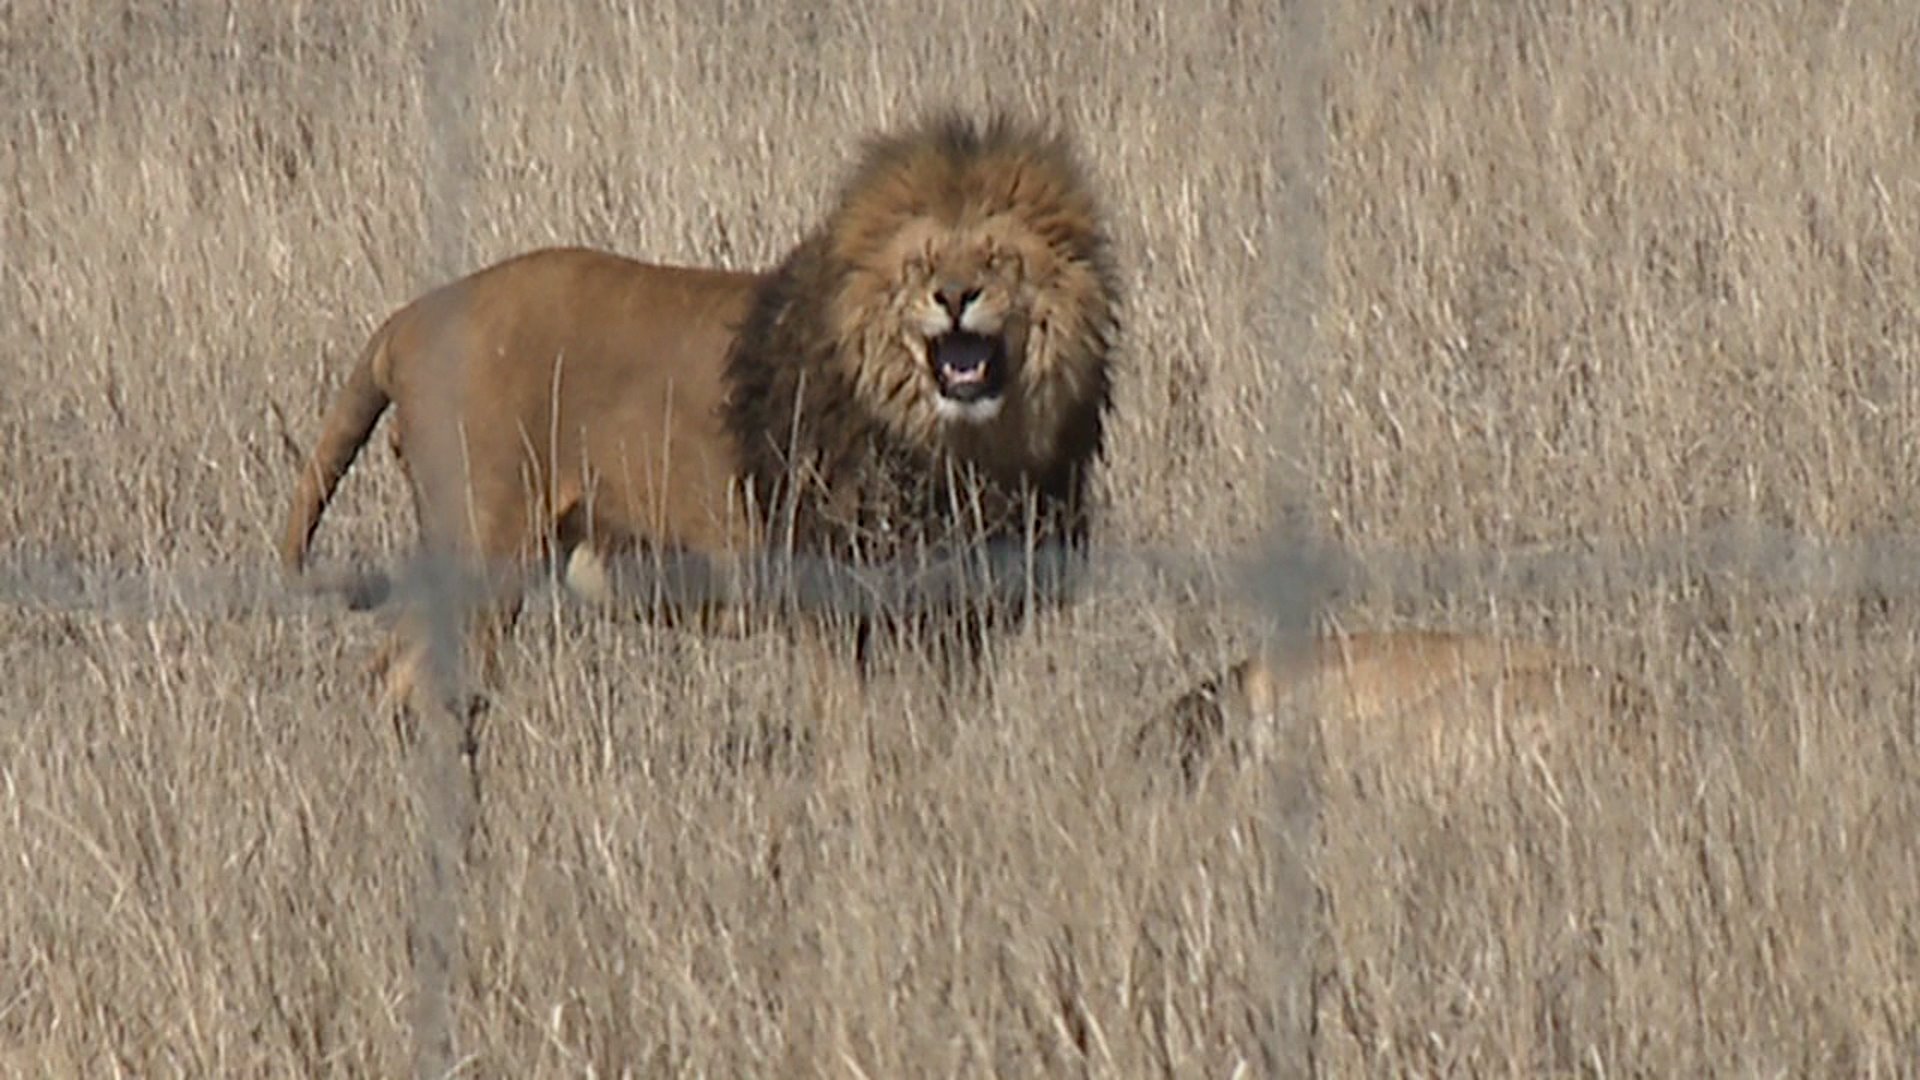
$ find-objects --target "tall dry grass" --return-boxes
[3,0,1918,1075]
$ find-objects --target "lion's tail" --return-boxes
[280,325,396,586]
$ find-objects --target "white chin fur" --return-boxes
[934,395,1005,424]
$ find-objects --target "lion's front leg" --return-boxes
[799,620,866,736]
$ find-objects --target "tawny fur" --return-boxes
[281,249,761,584]
[280,114,1118,709]
[1137,631,1647,786]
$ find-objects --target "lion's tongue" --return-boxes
[935,333,995,396]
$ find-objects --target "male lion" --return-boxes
[281,114,1118,709]
[1134,631,1647,787]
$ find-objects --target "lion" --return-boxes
[281,113,1119,711]
[1134,631,1648,788]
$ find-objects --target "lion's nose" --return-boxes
[935,283,981,320]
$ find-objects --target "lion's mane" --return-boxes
[723,114,1120,566]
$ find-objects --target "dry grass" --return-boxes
[4,0,1919,1075]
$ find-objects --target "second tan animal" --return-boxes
[1138,631,1646,786]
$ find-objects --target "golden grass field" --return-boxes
[5,0,1920,1075]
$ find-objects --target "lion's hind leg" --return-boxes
[367,556,525,752]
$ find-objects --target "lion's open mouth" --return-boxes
[930,331,1007,421]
